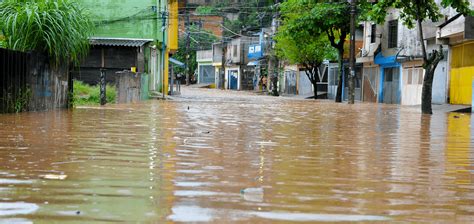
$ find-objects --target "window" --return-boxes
[388,20,398,48]
[233,45,237,57]
[385,70,393,81]
[371,24,376,43]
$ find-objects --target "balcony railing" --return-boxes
[197,50,213,62]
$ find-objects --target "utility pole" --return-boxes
[220,15,226,89]
[348,0,357,104]
[269,1,280,96]
[184,0,191,86]
[162,10,168,98]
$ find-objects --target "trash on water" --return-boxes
[40,174,67,180]
[240,187,264,202]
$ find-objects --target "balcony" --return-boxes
[197,50,213,62]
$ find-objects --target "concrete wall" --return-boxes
[115,71,142,104]
[401,61,424,105]
[380,9,424,58]
[78,0,163,41]
[179,14,223,38]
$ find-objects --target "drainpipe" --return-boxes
[162,11,166,98]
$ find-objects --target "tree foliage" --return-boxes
[275,21,336,69]
[0,0,93,64]
[369,0,473,28]
[280,0,370,102]
[276,1,337,99]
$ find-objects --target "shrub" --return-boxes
[72,80,116,106]
[0,0,92,65]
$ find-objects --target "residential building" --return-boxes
[223,36,259,90]
[74,0,178,96]
[437,1,474,105]
[357,8,447,105]
[196,49,215,86]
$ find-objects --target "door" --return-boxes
[382,67,400,104]
[327,66,339,100]
[362,66,379,102]
[432,60,447,104]
[285,71,297,94]
[149,49,157,91]
[228,70,238,90]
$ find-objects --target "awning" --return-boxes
[90,38,153,47]
[170,57,185,68]
[374,52,399,66]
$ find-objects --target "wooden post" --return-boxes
[100,69,106,106]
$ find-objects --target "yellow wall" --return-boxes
[450,67,474,104]
[168,0,179,52]
[450,42,474,105]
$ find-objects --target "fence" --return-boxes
[0,48,29,113]
[1,48,71,113]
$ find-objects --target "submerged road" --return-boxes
[0,87,473,223]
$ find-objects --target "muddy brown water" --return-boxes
[0,97,473,223]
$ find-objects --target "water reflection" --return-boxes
[0,98,473,222]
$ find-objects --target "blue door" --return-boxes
[228,71,238,90]
[382,67,400,104]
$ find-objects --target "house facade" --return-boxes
[75,0,178,96]
[196,49,215,86]
[437,0,474,105]
[223,36,259,90]
[357,8,449,105]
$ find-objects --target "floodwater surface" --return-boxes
[0,92,473,223]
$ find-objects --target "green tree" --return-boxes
[0,0,92,65]
[173,25,218,82]
[369,0,473,114]
[275,33,336,99]
[283,0,370,103]
[276,3,336,99]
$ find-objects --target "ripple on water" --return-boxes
[167,205,390,222]
[0,202,38,216]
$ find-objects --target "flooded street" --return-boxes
[0,88,473,223]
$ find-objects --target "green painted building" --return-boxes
[76,0,173,94]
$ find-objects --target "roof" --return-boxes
[89,38,153,47]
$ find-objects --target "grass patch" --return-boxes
[72,80,116,106]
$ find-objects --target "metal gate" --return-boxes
[199,65,215,84]
[382,67,400,104]
[0,48,29,113]
[284,70,297,95]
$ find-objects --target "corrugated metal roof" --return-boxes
[90,38,153,47]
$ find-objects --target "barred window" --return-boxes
[371,24,377,43]
[388,20,398,48]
